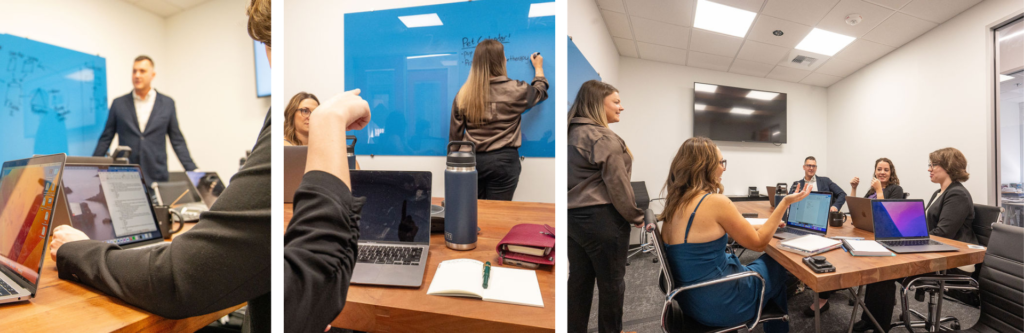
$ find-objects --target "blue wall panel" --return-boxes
[567,36,601,109]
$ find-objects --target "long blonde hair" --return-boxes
[455,39,507,124]
[659,137,725,223]
[283,92,318,145]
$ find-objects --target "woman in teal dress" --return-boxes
[659,137,811,333]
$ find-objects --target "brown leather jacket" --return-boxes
[567,117,643,224]
[449,76,549,152]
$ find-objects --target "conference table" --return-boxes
[5,222,245,332]
[733,201,987,333]
[284,198,556,332]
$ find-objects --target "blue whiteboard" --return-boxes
[0,34,108,163]
[567,36,601,109]
[344,0,556,157]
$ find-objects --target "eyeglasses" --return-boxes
[719,159,727,168]
[804,164,818,168]
[298,107,313,117]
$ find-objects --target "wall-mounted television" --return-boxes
[692,82,787,144]
[254,40,270,97]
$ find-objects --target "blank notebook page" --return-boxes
[482,266,544,308]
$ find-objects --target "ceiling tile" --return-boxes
[134,0,182,17]
[862,12,937,47]
[687,51,733,71]
[729,59,775,77]
[747,14,813,48]
[708,0,765,12]
[899,0,982,23]
[801,72,843,86]
[597,0,627,13]
[638,42,688,65]
[601,10,634,39]
[614,37,640,57]
[736,40,790,64]
[815,57,865,77]
[863,0,911,10]
[832,39,894,64]
[766,65,812,82]
[816,0,894,38]
[689,30,744,57]
[761,0,841,26]
[165,0,209,10]
[631,16,690,49]
[625,0,694,27]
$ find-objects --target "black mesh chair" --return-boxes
[646,209,789,333]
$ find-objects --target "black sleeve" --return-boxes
[93,104,118,156]
[166,99,198,171]
[284,171,363,333]
[886,185,905,200]
[931,189,973,239]
[828,179,847,210]
[56,109,272,320]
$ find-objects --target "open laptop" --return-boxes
[871,199,958,253]
[0,153,66,304]
[848,197,874,232]
[349,170,432,287]
[55,164,164,249]
[774,191,833,240]
[283,146,307,204]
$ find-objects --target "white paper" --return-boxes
[845,240,890,252]
[781,235,841,252]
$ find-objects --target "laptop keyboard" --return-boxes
[880,239,944,247]
[785,228,815,236]
[357,245,423,265]
[0,278,18,296]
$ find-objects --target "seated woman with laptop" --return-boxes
[852,147,977,333]
[659,136,813,333]
[805,157,906,316]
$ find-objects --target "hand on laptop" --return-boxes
[50,225,91,261]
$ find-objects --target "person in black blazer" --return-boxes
[790,156,847,211]
[93,56,197,185]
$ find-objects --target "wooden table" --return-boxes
[734,201,986,332]
[284,198,556,332]
[6,222,245,332]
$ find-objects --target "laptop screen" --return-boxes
[350,170,431,244]
[61,165,162,247]
[786,192,832,233]
[871,200,929,239]
[0,156,64,286]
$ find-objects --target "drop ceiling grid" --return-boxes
[596,0,984,86]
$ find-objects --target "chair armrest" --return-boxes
[662,271,766,332]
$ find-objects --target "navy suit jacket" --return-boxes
[93,91,197,184]
[790,176,847,210]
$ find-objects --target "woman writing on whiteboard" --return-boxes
[449,39,547,201]
[566,80,641,333]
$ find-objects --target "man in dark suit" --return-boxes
[790,156,847,212]
[93,55,197,185]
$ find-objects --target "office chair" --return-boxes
[627,181,657,266]
[647,209,789,333]
[896,223,1023,333]
[893,204,1002,331]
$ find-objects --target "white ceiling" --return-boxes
[598,0,984,87]
[119,0,215,18]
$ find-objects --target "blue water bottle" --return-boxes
[445,141,478,250]
[346,135,357,170]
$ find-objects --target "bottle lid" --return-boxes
[447,141,476,167]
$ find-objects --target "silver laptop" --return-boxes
[55,164,164,249]
[0,153,67,304]
[350,170,432,287]
[871,199,958,253]
[282,146,307,204]
[774,191,833,240]
[848,197,874,232]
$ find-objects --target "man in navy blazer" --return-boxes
[93,56,197,185]
[790,156,846,211]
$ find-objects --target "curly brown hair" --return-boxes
[284,92,318,145]
[866,157,899,197]
[247,0,270,46]
[659,137,725,223]
[930,147,969,182]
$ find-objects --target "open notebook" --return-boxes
[426,259,544,308]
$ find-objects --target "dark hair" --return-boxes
[804,156,816,163]
[247,0,271,46]
[284,92,318,145]
[930,147,969,182]
[659,137,724,223]
[866,157,900,197]
[134,55,154,67]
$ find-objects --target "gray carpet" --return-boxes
[585,246,981,333]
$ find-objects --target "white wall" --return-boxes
[567,0,620,85]
[826,0,1024,206]
[284,0,556,203]
[616,57,829,212]
[163,0,270,182]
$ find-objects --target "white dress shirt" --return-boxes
[133,87,157,133]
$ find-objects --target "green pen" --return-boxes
[483,261,492,289]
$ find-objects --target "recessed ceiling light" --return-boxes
[528,2,556,17]
[399,13,442,28]
[730,108,755,115]
[407,53,452,59]
[693,0,757,38]
[1000,74,1014,82]
[695,83,719,93]
[795,28,856,56]
[747,91,779,100]
[695,104,707,111]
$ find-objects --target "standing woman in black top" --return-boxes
[566,80,643,333]
[449,39,548,201]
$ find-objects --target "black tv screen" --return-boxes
[693,82,787,144]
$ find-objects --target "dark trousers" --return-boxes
[568,204,631,333]
[861,280,898,332]
[476,147,521,201]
